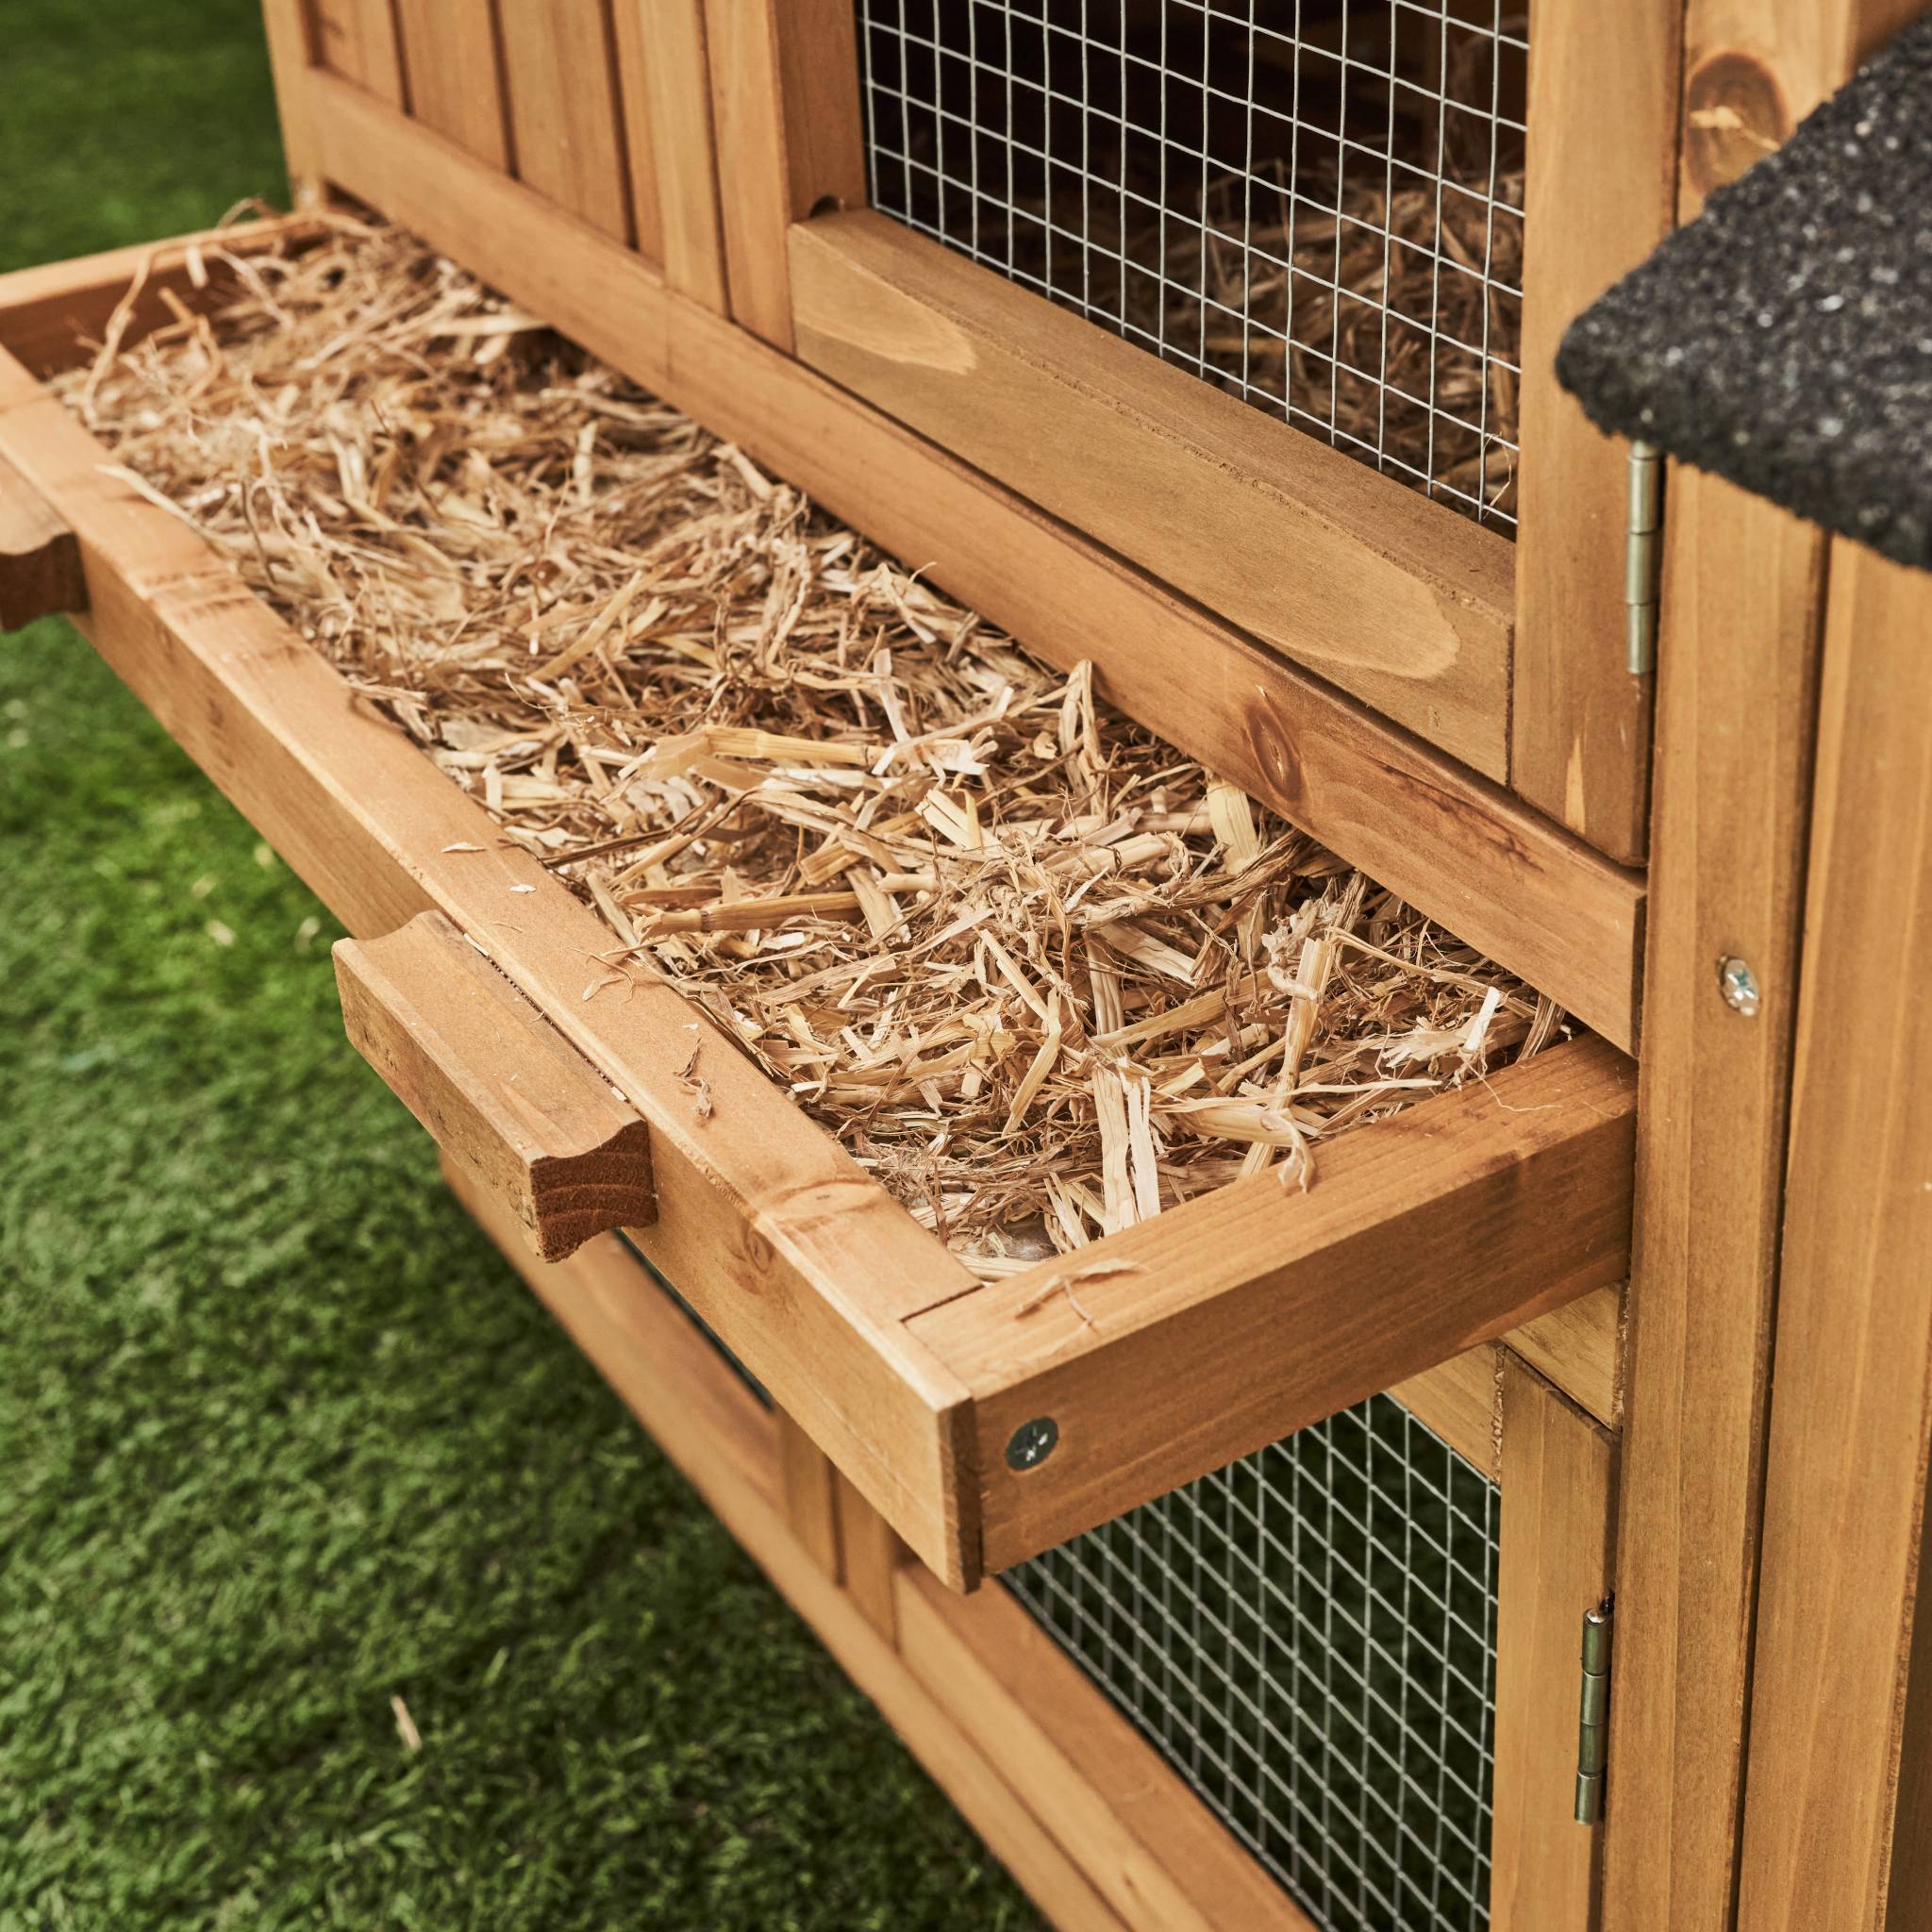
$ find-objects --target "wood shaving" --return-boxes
[57,218,1564,1278]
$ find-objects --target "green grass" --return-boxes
[0,8,1036,1926]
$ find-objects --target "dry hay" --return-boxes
[57,218,1565,1278]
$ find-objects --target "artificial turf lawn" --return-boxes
[0,7,1038,1925]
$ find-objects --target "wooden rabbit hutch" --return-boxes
[5,0,1932,1925]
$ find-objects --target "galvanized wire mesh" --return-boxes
[855,0,1526,529]
[618,1234,773,1409]
[1006,1391,1499,1932]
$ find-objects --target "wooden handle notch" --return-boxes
[0,450,85,630]
[334,910,655,1258]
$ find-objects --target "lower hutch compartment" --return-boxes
[0,215,1629,1928]
[452,1155,1614,1932]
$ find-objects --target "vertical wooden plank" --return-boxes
[260,0,324,202]
[606,0,665,265]
[391,0,512,172]
[1884,1529,1932,1930]
[1599,471,1824,1932]
[834,1469,906,1644]
[704,0,866,349]
[1510,0,1679,864]
[308,0,404,100]
[612,0,728,307]
[1602,10,1918,1927]
[495,0,634,242]
[774,1407,842,1583]
[1734,545,1932,1932]
[1491,1357,1615,1932]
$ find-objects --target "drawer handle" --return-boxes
[0,452,86,631]
[334,910,655,1260]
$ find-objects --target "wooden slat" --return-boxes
[833,1471,904,1642]
[791,210,1516,781]
[895,1568,1314,1932]
[1734,543,1932,1932]
[1886,1525,1932,1930]
[1508,1285,1621,1429]
[1600,471,1825,1932]
[774,1408,842,1582]
[1510,0,1680,862]
[605,0,669,267]
[451,1163,1133,1932]
[292,77,1645,1051]
[260,0,324,201]
[0,451,85,630]
[704,0,866,348]
[611,0,726,308]
[1391,1344,1501,1477]
[1490,1357,1615,1930]
[912,1038,1637,1573]
[308,0,404,100]
[494,0,633,242]
[391,0,511,171]
[334,909,655,1260]
[0,342,982,1586]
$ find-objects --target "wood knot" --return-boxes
[1243,694,1305,815]
[1685,50,1791,201]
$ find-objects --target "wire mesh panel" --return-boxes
[1006,1391,1499,1932]
[855,0,1526,529]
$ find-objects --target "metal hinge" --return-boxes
[1574,1600,1614,1824]
[1626,441,1662,675]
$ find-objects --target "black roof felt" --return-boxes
[1557,17,1932,570]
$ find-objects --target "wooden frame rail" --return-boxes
[785,208,1517,781]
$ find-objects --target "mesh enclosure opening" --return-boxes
[617,1234,773,1409]
[856,1,1527,530]
[1006,1391,1499,1932]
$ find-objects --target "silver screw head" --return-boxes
[1005,1416,1059,1472]
[1718,955,1761,1017]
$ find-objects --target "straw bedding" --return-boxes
[58,219,1563,1277]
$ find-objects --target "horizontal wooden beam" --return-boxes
[335,909,656,1260]
[911,1037,1636,1572]
[790,209,1515,780]
[292,73,1642,1050]
[0,450,84,629]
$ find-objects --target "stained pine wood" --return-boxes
[704,0,865,348]
[495,0,633,242]
[913,1038,1637,1573]
[1509,1286,1621,1429]
[1511,0,1680,862]
[1490,1358,1615,1930]
[309,0,404,100]
[392,0,511,171]
[774,1408,842,1581]
[291,75,1645,1051]
[1600,470,1826,1932]
[260,0,324,199]
[1391,1345,1500,1476]
[790,210,1516,780]
[0,338,981,1586]
[0,452,85,630]
[1734,544,1932,1932]
[895,1568,1314,1932]
[335,909,654,1260]
[609,0,727,307]
[833,1471,904,1642]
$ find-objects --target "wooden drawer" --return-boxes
[0,220,1633,1592]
